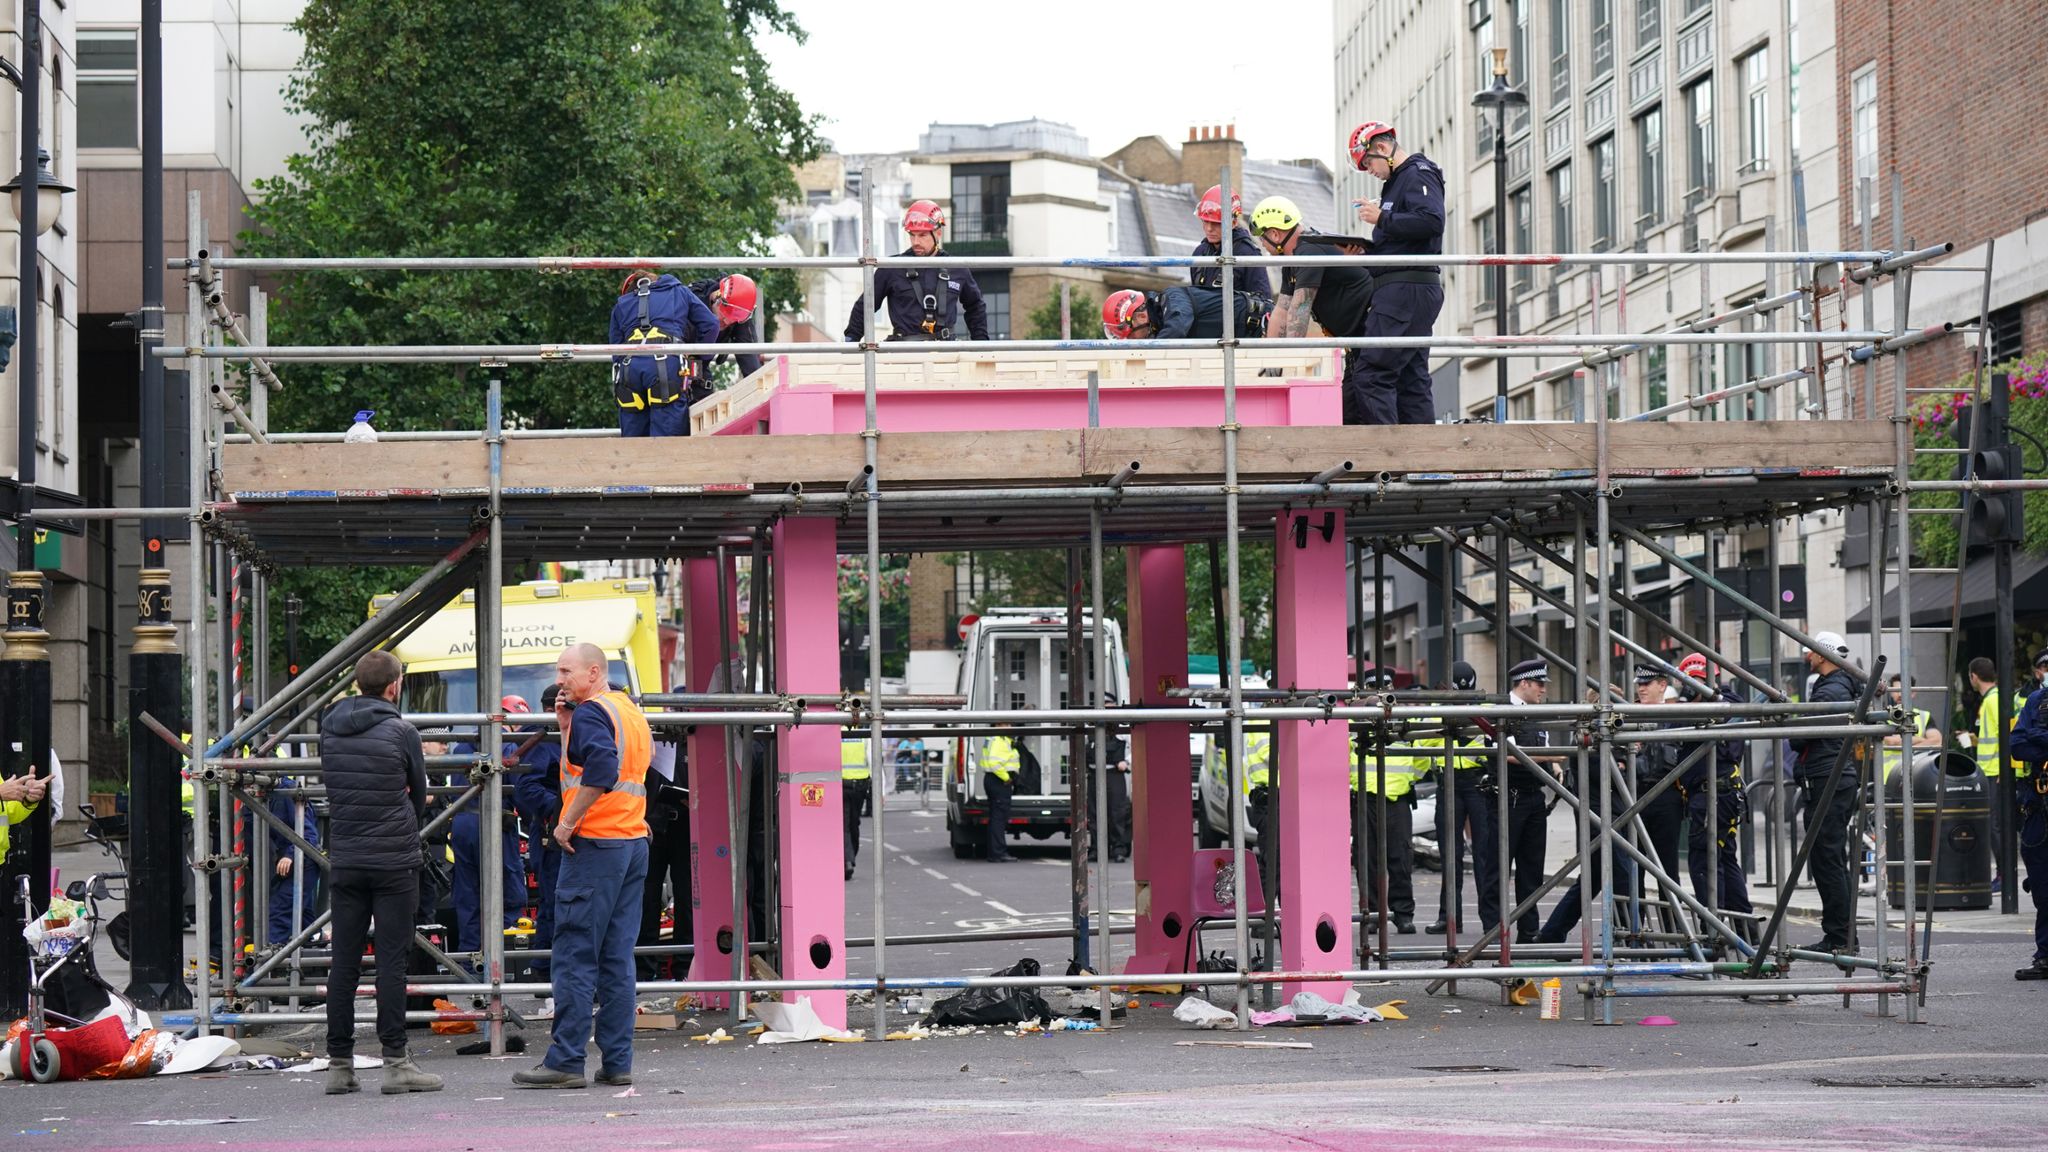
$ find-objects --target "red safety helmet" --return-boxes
[1348,121,1397,169]
[1677,653,1711,681]
[501,695,531,714]
[1195,185,1242,224]
[1101,290,1150,339]
[903,199,947,235]
[714,273,758,326]
[619,266,660,296]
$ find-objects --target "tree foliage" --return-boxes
[243,0,820,647]
[1023,287,1096,341]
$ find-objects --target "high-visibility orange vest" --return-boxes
[561,689,652,840]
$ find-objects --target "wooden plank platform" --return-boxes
[224,420,1895,498]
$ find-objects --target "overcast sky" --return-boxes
[759,1,1338,164]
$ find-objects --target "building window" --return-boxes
[971,270,1011,340]
[1635,107,1665,231]
[1591,136,1617,249]
[1511,187,1533,291]
[950,162,1010,248]
[1510,0,1531,136]
[1740,48,1769,173]
[1476,210,1498,308]
[1636,0,1661,49]
[1988,305,2024,363]
[1591,0,1614,80]
[1683,77,1713,207]
[1473,1,1497,159]
[1684,0,1710,17]
[1724,302,1768,418]
[1788,0,1802,161]
[78,29,139,149]
[1645,345,1668,413]
[1549,0,1572,105]
[1509,391,1536,421]
[1550,163,1574,255]
[1689,342,1715,415]
[1851,64,1880,222]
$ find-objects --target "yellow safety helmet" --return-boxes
[1249,196,1303,234]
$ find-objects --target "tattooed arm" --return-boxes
[1273,287,1317,339]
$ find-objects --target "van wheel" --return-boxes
[949,819,978,860]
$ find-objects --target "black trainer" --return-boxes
[2016,959,2048,981]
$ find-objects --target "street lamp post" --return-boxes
[1472,45,1527,424]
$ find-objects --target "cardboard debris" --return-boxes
[634,1014,680,1031]
[1173,1039,1312,1050]
[1370,999,1409,1021]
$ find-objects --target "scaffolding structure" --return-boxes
[120,168,2041,1048]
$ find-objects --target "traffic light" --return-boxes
[1956,373,2025,551]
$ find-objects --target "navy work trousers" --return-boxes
[1341,281,1444,426]
[544,837,649,1077]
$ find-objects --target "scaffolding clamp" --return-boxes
[538,256,576,276]
[537,344,574,362]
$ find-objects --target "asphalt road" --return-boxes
[15,791,2048,1149]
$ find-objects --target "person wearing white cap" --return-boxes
[1788,630,1862,954]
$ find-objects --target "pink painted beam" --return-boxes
[1271,509,1352,1000]
[772,516,847,1028]
[680,557,740,1006]
[1123,544,1194,975]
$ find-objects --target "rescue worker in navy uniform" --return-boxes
[845,200,990,343]
[1190,185,1273,309]
[1429,662,1498,936]
[685,273,763,385]
[2000,648,2048,981]
[511,686,565,981]
[1675,654,1755,929]
[1347,120,1445,425]
[1100,286,1268,342]
[1628,665,1688,898]
[1788,631,1865,955]
[607,270,721,437]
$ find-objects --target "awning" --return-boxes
[1848,551,2048,631]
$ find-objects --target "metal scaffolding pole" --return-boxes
[480,372,508,1051]
[1218,164,1251,1030]
[858,167,891,1040]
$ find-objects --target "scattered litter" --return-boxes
[474,1097,505,1102]
[612,1086,640,1098]
[1539,978,1564,1020]
[885,1025,931,1041]
[429,998,477,1035]
[133,1118,262,1127]
[1507,979,1542,1007]
[1174,1039,1312,1050]
[1442,1008,1462,1014]
[1417,1064,1518,1073]
[286,1055,381,1072]
[481,1055,523,1061]
[1370,1000,1409,1021]
[1639,1015,1679,1027]
[689,1028,735,1044]
[634,1013,680,1032]
[231,1039,307,1060]
[664,1088,686,1095]
[1251,991,1381,1028]
[752,999,860,1045]
[1172,997,1239,1030]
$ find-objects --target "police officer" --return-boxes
[1967,656,2013,892]
[1499,658,1555,944]
[1352,673,1420,934]
[1190,185,1272,309]
[2001,649,2048,980]
[1100,285,1267,342]
[979,726,1021,863]
[1428,662,1498,936]
[1627,664,1688,918]
[1788,631,1864,955]
[1675,654,1754,928]
[512,686,564,981]
[845,200,990,343]
[1880,672,1943,783]
[1256,196,1380,425]
[685,273,763,386]
[1346,121,1445,424]
[841,737,872,880]
[1242,721,1275,875]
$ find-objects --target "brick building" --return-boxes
[1835,0,2048,394]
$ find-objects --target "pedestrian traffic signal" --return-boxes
[1954,373,2025,551]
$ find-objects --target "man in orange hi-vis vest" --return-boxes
[515,643,652,1090]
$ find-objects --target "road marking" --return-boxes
[985,900,1025,917]
[1035,858,1066,867]
[950,882,984,898]
[923,867,950,882]
[882,842,904,853]
[898,855,920,867]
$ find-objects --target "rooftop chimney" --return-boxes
[1182,123,1248,199]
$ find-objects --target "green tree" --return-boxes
[1022,287,1096,341]
[244,1,820,648]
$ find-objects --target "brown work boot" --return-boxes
[324,1057,359,1095]
[380,1051,444,1095]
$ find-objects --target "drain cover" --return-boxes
[1814,1075,2042,1089]
[1417,1065,1518,1073]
